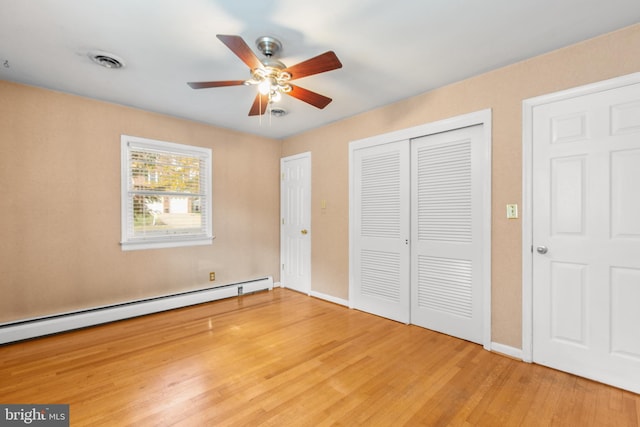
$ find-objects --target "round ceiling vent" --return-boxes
[88,51,125,69]
[270,107,288,117]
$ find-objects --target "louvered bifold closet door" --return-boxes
[410,125,484,344]
[352,140,410,323]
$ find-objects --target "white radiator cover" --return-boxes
[0,277,273,344]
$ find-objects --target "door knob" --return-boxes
[301,229,308,235]
[536,246,548,254]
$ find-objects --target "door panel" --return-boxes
[351,141,410,323]
[411,125,485,344]
[417,256,473,318]
[281,154,311,294]
[550,261,587,345]
[550,156,586,235]
[532,81,640,393]
[611,149,640,238]
[610,267,640,359]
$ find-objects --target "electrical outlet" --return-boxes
[209,272,216,281]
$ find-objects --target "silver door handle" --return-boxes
[536,246,548,254]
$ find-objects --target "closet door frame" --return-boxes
[349,109,492,349]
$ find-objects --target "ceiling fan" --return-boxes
[188,35,343,116]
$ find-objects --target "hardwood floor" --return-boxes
[1,288,638,426]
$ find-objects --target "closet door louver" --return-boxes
[416,141,472,244]
[352,141,410,323]
[411,125,484,344]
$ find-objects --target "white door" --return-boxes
[351,141,411,323]
[411,125,485,344]
[531,81,640,393]
[281,153,311,294]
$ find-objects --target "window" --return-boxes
[121,135,213,251]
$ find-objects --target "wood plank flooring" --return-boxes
[1,288,638,426]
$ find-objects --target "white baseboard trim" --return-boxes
[491,342,524,360]
[309,290,349,307]
[0,276,273,345]
[273,281,282,288]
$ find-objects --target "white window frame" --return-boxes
[120,134,213,251]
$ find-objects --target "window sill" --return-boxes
[121,236,215,251]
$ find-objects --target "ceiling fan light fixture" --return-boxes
[270,90,282,103]
[279,83,292,93]
[258,79,273,95]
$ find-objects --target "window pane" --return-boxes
[130,151,201,194]
[132,195,203,236]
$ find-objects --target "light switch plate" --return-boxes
[506,204,519,219]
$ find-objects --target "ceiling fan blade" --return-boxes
[216,34,263,70]
[249,93,269,116]
[287,84,333,109]
[187,80,246,89]
[282,51,342,80]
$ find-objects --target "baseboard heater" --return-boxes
[0,276,273,345]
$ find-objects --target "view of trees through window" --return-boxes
[129,150,203,235]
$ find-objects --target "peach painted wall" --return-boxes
[0,81,281,323]
[281,24,640,348]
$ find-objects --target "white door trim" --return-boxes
[280,151,312,294]
[521,72,640,362]
[349,109,492,349]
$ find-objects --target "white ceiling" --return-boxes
[1,0,639,139]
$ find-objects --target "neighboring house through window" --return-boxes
[120,135,213,251]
